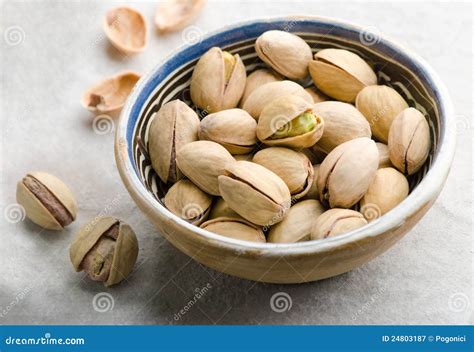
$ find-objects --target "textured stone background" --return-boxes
[0,0,472,324]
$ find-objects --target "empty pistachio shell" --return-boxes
[360,167,409,221]
[303,164,320,200]
[190,47,246,113]
[242,80,313,119]
[103,7,147,54]
[311,209,367,240]
[240,69,283,107]
[318,137,378,208]
[313,101,371,153]
[309,49,377,102]
[218,161,291,226]
[268,200,325,243]
[208,197,240,220]
[253,147,313,200]
[388,107,431,175]
[155,0,205,33]
[199,108,257,154]
[149,99,200,184]
[255,30,312,79]
[81,71,140,114]
[70,217,138,287]
[376,142,393,168]
[256,95,324,149]
[201,217,265,243]
[305,86,329,103]
[164,179,213,225]
[16,172,76,231]
[356,85,409,143]
[176,141,235,196]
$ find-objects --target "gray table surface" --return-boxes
[1,0,472,325]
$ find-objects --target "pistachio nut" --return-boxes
[199,108,257,154]
[70,217,139,287]
[388,107,431,175]
[360,167,409,221]
[16,172,76,231]
[233,153,254,161]
[268,200,325,243]
[255,30,313,79]
[190,47,246,112]
[208,197,240,220]
[256,95,324,149]
[309,48,377,102]
[318,137,378,208]
[154,0,205,33]
[149,99,200,184]
[305,86,329,103]
[253,147,313,200]
[313,101,371,153]
[242,80,313,119]
[302,147,327,164]
[201,217,265,243]
[311,208,367,240]
[218,161,291,226]
[376,142,393,168]
[176,140,235,196]
[355,85,408,143]
[303,164,320,200]
[240,69,283,107]
[164,179,213,225]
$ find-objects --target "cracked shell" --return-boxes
[311,208,367,239]
[201,217,265,243]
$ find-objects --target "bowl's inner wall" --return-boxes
[127,19,440,203]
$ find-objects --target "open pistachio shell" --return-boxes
[201,217,265,243]
[311,208,367,240]
[268,200,325,243]
[81,71,141,114]
[242,80,313,119]
[255,30,312,79]
[16,172,76,231]
[155,0,205,33]
[376,142,393,168]
[199,108,257,154]
[208,197,240,220]
[388,107,431,175]
[309,49,377,102]
[256,95,324,149]
[240,69,283,107]
[164,179,213,225]
[149,99,200,184]
[190,47,246,113]
[103,6,147,54]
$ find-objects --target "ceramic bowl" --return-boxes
[115,16,455,283]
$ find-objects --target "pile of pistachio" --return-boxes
[149,30,431,243]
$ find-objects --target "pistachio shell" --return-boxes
[303,164,320,200]
[240,69,283,107]
[164,179,213,225]
[199,108,257,154]
[16,172,76,231]
[201,217,265,243]
[190,47,246,112]
[355,85,409,143]
[253,147,313,199]
[176,140,235,196]
[256,95,324,149]
[305,86,329,103]
[268,200,325,243]
[242,80,313,119]
[360,167,409,221]
[318,137,378,208]
[149,99,200,184]
[255,30,312,79]
[218,161,291,226]
[313,101,371,153]
[233,153,254,161]
[155,0,205,33]
[311,209,367,240]
[309,49,377,102]
[208,197,240,220]
[388,107,431,175]
[376,142,393,168]
[69,216,139,287]
[103,7,147,54]
[81,71,140,114]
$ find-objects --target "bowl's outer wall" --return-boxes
[115,17,455,283]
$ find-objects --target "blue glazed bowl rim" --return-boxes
[115,15,456,254]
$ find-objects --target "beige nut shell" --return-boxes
[155,0,205,33]
[240,69,283,107]
[201,217,265,243]
[311,208,367,240]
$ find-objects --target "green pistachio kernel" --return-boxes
[222,51,236,83]
[271,112,317,139]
